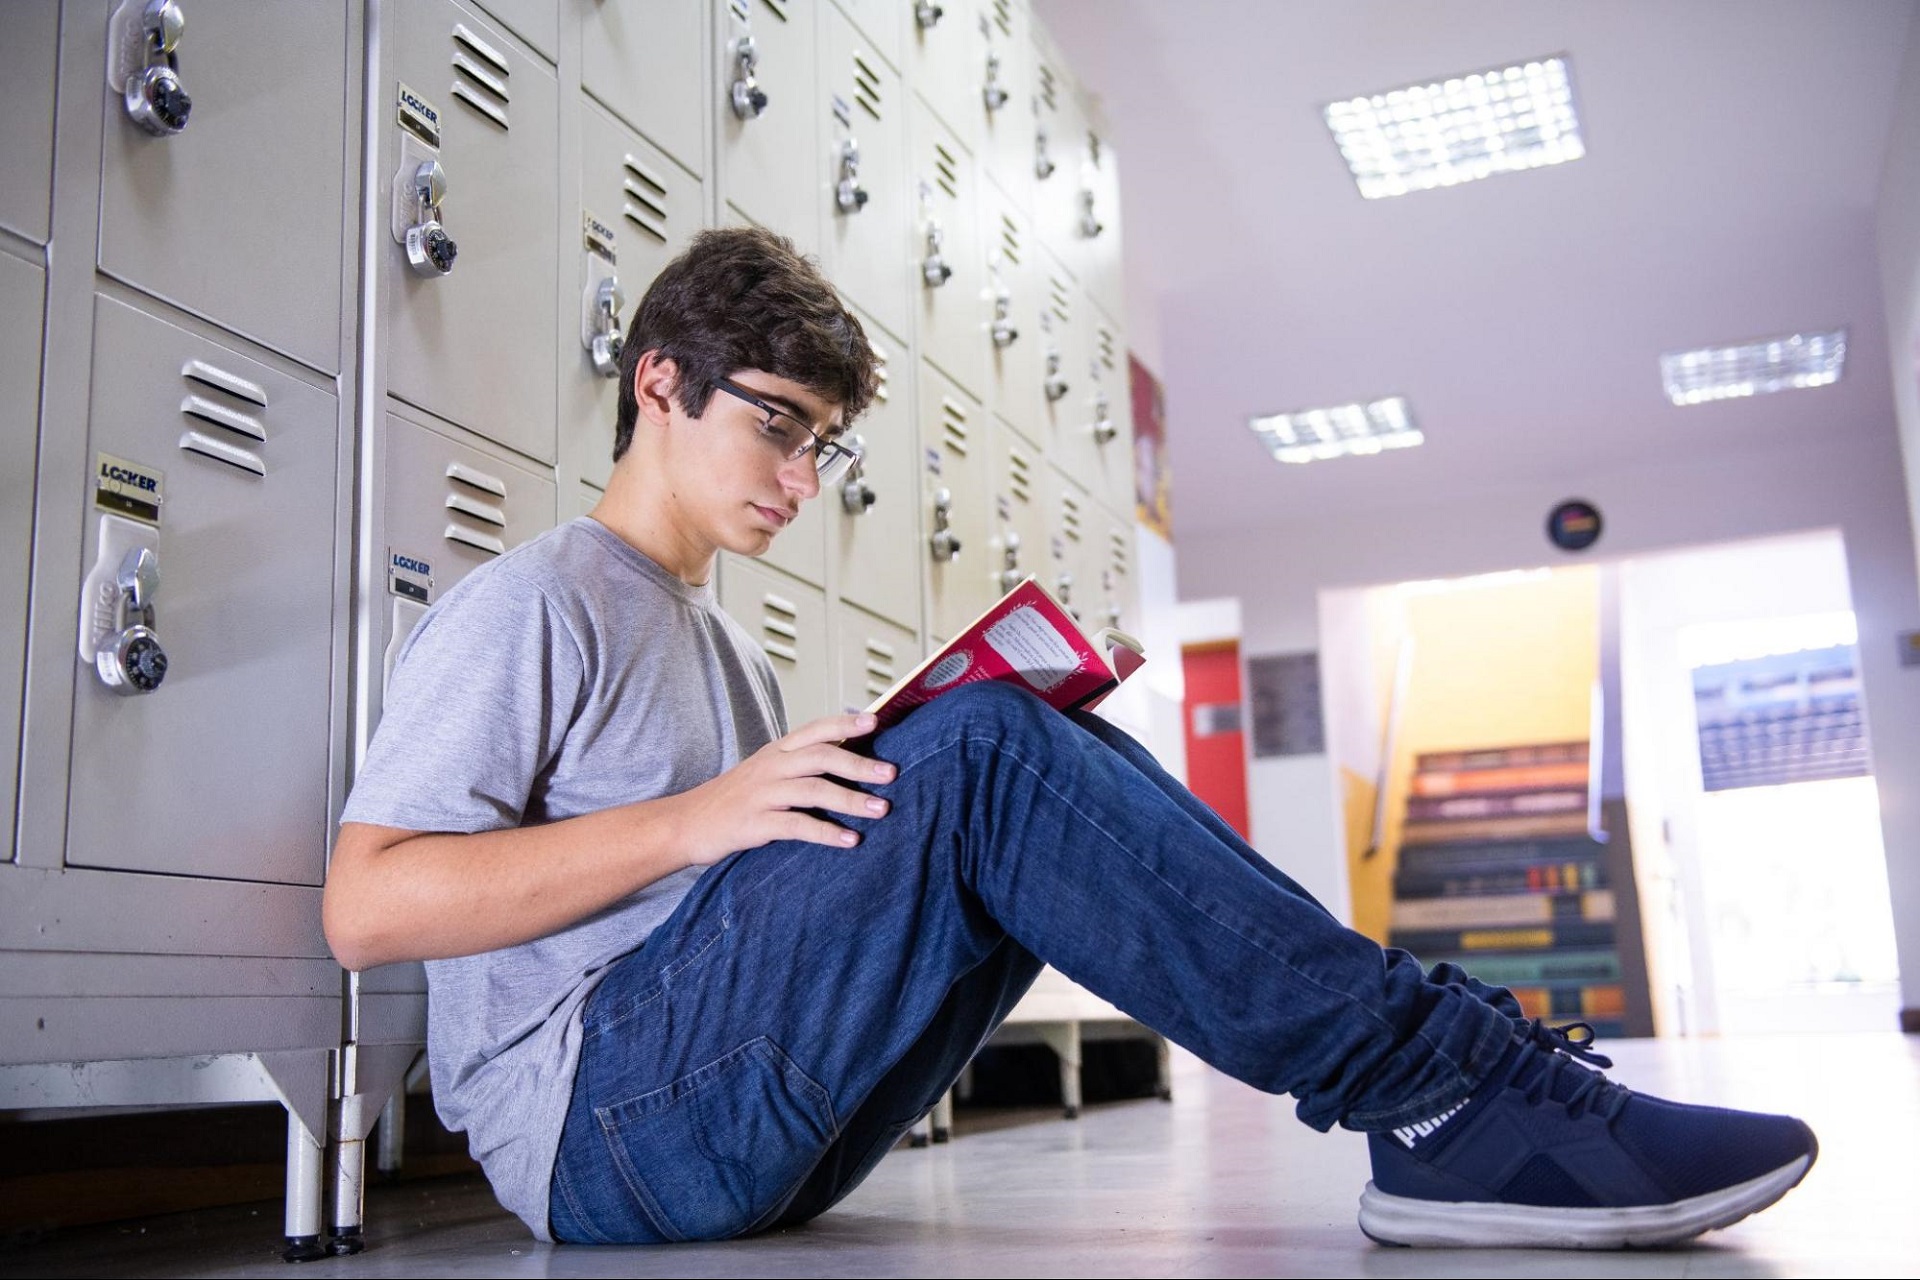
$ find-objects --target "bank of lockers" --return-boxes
[4,0,1136,1248]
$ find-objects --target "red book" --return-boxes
[866,577,1146,730]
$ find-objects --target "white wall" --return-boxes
[1877,11,1920,603]
[1181,430,1920,1014]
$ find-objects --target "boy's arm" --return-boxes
[323,712,895,971]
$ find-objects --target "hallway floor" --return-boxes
[11,1032,1917,1278]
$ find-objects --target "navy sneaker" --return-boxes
[1358,1020,1817,1249]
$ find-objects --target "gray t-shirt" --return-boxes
[340,517,785,1239]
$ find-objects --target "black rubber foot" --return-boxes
[931,1127,950,1144]
[1062,1105,1081,1120]
[327,1230,365,1257]
[1158,1088,1174,1102]
[281,1235,327,1263]
[907,1133,930,1148]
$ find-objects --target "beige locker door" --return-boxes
[835,602,918,715]
[988,415,1046,601]
[98,0,350,373]
[385,0,560,465]
[566,99,707,491]
[833,321,920,630]
[67,296,340,886]
[0,255,45,857]
[981,177,1043,443]
[903,0,986,158]
[1036,245,1089,473]
[0,0,56,245]
[1042,461,1093,628]
[1091,502,1138,637]
[977,0,1034,216]
[1029,32,1090,272]
[819,4,912,344]
[582,0,708,176]
[1083,301,1135,516]
[912,96,987,400]
[377,409,559,712]
[718,0,821,254]
[921,362,995,639]
[1081,120,1125,322]
[719,556,830,726]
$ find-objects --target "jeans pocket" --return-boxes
[594,1036,838,1243]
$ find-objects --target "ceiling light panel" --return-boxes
[1661,330,1848,406]
[1249,396,1422,464]
[1325,57,1584,199]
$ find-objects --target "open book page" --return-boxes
[866,577,1147,729]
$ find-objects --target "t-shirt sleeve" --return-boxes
[341,566,587,834]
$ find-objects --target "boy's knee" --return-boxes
[901,680,1055,742]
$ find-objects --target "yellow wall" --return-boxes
[1344,567,1601,941]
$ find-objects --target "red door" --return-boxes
[1182,641,1251,840]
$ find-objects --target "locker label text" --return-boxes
[95,453,164,525]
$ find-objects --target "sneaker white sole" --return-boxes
[1356,1153,1813,1249]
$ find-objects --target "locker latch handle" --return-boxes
[404,160,458,277]
[1079,189,1105,239]
[98,548,169,696]
[1035,122,1057,180]
[587,277,625,378]
[1055,570,1077,620]
[840,436,877,514]
[922,221,953,288]
[836,138,869,214]
[916,2,945,30]
[929,488,962,562]
[731,35,769,120]
[124,0,193,136]
[992,287,1019,349]
[1044,348,1070,402]
[997,530,1023,593]
[1092,391,1116,444]
[983,52,1009,112]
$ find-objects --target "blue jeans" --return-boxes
[548,683,1520,1244]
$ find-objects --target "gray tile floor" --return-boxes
[12,1033,1917,1278]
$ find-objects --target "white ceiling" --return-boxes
[1035,0,1917,538]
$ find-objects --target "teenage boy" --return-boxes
[324,228,1816,1249]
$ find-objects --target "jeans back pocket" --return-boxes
[594,1036,838,1242]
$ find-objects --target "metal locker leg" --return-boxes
[375,1089,407,1179]
[327,1091,369,1256]
[282,1111,327,1262]
[908,1112,933,1148]
[931,1089,953,1143]
[1035,1021,1083,1120]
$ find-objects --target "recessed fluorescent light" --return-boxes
[1660,330,1847,406]
[1324,56,1584,199]
[1249,396,1423,464]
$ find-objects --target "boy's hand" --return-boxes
[674,713,895,866]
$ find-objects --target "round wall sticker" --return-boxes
[1547,499,1603,552]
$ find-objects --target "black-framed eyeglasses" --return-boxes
[712,377,862,486]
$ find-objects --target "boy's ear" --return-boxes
[631,352,680,428]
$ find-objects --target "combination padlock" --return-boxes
[404,160,458,277]
[929,488,962,561]
[97,547,168,696]
[836,139,869,213]
[588,278,624,378]
[922,221,953,288]
[731,36,769,119]
[840,437,877,514]
[125,0,192,136]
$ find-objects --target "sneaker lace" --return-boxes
[1515,1019,1630,1122]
